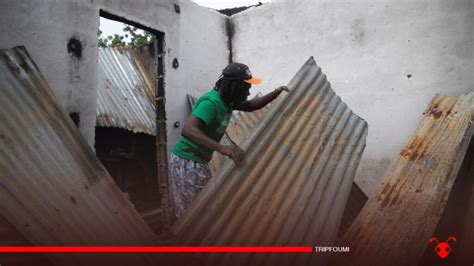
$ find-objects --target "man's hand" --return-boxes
[275,86,290,93]
[219,144,245,164]
[236,85,290,112]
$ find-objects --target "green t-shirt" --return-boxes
[172,89,233,163]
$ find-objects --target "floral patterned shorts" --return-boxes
[169,153,211,218]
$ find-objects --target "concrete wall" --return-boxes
[232,0,474,195]
[0,0,229,152]
[0,1,99,146]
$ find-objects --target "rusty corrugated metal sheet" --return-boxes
[336,92,474,265]
[173,57,368,265]
[224,93,271,145]
[418,138,474,265]
[0,46,163,265]
[188,90,367,243]
[97,47,156,135]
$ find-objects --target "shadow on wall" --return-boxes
[355,157,392,196]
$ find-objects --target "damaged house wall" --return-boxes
[231,0,474,195]
[0,1,98,147]
[0,0,229,152]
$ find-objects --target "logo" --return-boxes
[428,236,457,259]
[314,246,350,253]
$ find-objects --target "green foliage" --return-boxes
[98,24,155,48]
[97,30,108,48]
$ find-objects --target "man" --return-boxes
[170,62,289,218]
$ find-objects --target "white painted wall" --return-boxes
[0,0,229,152]
[232,0,474,195]
[0,1,99,146]
[171,1,230,148]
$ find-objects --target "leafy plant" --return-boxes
[98,24,155,48]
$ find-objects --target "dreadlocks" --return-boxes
[214,78,251,108]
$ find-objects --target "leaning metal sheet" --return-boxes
[0,46,163,265]
[336,92,474,265]
[173,57,368,265]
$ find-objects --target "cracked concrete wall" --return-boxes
[0,0,229,152]
[232,0,474,195]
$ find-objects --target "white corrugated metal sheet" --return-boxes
[0,46,162,265]
[97,47,156,135]
[173,57,368,265]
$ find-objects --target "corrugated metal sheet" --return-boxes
[173,57,368,265]
[0,215,53,266]
[0,46,162,265]
[337,92,474,265]
[418,138,474,265]
[188,90,367,243]
[224,93,271,145]
[97,47,156,135]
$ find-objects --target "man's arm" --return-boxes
[236,86,289,112]
[182,115,245,164]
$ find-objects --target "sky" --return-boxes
[99,0,271,39]
[191,0,270,10]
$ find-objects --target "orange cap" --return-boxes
[222,62,263,85]
[244,77,262,84]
